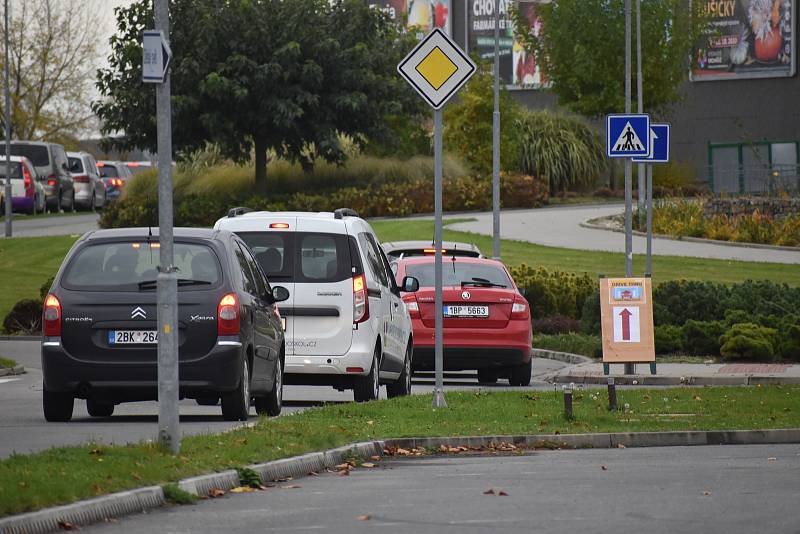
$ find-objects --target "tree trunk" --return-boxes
[254,136,268,196]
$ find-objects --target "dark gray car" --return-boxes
[6,141,74,212]
[41,227,288,422]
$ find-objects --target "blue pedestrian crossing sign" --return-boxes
[632,123,670,163]
[606,114,650,158]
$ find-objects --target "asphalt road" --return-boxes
[84,444,800,534]
[0,339,566,458]
[0,213,100,238]
[449,204,800,264]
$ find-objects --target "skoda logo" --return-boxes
[461,291,471,300]
[131,306,146,319]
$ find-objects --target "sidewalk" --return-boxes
[546,361,800,386]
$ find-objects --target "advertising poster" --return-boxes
[692,0,795,80]
[367,0,452,37]
[468,0,550,89]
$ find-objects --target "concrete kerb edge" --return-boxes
[3,429,799,534]
[0,367,25,378]
[580,219,800,253]
[550,374,800,386]
[531,349,592,365]
[0,336,41,342]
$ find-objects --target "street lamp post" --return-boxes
[492,0,500,260]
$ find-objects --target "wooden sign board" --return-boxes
[599,277,655,363]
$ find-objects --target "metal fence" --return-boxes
[707,164,800,196]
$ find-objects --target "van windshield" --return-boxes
[8,145,49,167]
[62,241,221,291]
[237,231,356,283]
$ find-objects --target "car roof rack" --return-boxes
[227,206,254,218]
[334,208,359,219]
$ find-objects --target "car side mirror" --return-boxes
[62,163,69,171]
[401,276,419,293]
[271,285,290,303]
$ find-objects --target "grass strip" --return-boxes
[370,219,800,286]
[1,386,798,518]
[0,357,17,369]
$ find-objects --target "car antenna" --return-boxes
[451,254,457,274]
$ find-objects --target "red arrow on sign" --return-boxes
[619,308,632,341]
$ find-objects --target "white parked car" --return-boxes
[67,151,106,210]
[215,208,419,401]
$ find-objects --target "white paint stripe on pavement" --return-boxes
[0,378,20,384]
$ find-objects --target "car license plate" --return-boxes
[443,305,489,318]
[108,330,158,344]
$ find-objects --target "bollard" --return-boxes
[563,385,574,420]
[607,377,617,411]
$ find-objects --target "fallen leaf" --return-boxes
[601,465,608,471]
[57,520,77,530]
[702,490,712,496]
[483,488,495,495]
[230,486,255,493]
[357,515,371,521]
[338,470,350,477]
[208,488,225,498]
[282,484,302,489]
[366,420,374,425]
[498,491,508,496]
[768,457,777,462]
[308,471,319,476]
[617,444,626,449]
[370,455,381,461]
[334,463,351,471]
[361,462,376,468]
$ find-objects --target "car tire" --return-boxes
[387,343,412,398]
[254,357,283,416]
[353,346,380,402]
[43,388,74,422]
[477,369,498,384]
[196,397,219,406]
[86,399,114,417]
[90,193,96,212]
[70,192,76,212]
[221,355,250,421]
[508,359,532,387]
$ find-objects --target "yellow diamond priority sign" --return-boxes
[398,28,476,110]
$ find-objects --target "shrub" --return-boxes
[654,325,683,354]
[579,288,601,335]
[681,319,726,356]
[777,322,800,361]
[509,265,595,320]
[719,323,777,361]
[2,299,42,335]
[653,280,729,326]
[532,333,602,358]
[532,315,580,335]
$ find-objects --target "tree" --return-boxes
[95,0,424,195]
[443,63,523,175]
[0,0,102,144]
[511,0,707,118]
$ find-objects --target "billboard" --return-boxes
[368,0,452,37]
[692,0,795,81]
[468,0,550,89]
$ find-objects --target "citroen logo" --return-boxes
[131,306,146,319]
[461,291,471,300]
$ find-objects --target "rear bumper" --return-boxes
[41,337,243,401]
[105,188,122,201]
[411,318,532,370]
[74,186,92,203]
[11,196,34,212]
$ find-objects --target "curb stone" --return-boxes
[0,336,41,342]
[550,373,800,386]
[0,367,24,378]
[532,349,592,365]
[2,431,798,534]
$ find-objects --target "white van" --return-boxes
[214,208,418,401]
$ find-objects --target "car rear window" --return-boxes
[98,164,119,178]
[404,262,511,288]
[68,157,84,173]
[237,231,360,284]
[0,163,22,179]
[388,249,481,259]
[62,241,221,291]
[8,145,49,167]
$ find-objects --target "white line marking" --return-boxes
[0,378,20,385]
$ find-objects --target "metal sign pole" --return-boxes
[623,0,634,375]
[154,0,180,454]
[3,0,11,238]
[645,164,653,276]
[492,0,500,259]
[432,107,447,409]
[636,0,645,231]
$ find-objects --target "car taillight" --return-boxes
[43,294,61,336]
[353,274,369,324]
[114,179,125,187]
[511,297,530,320]
[405,299,420,318]
[73,174,89,183]
[23,167,33,197]
[217,293,240,335]
[47,175,57,186]
[270,223,289,229]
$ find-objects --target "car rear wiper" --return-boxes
[138,278,212,290]
[461,277,506,288]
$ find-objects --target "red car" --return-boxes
[395,256,532,386]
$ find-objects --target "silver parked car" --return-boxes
[67,152,106,210]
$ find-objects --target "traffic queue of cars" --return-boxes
[41,208,533,422]
[0,140,139,215]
